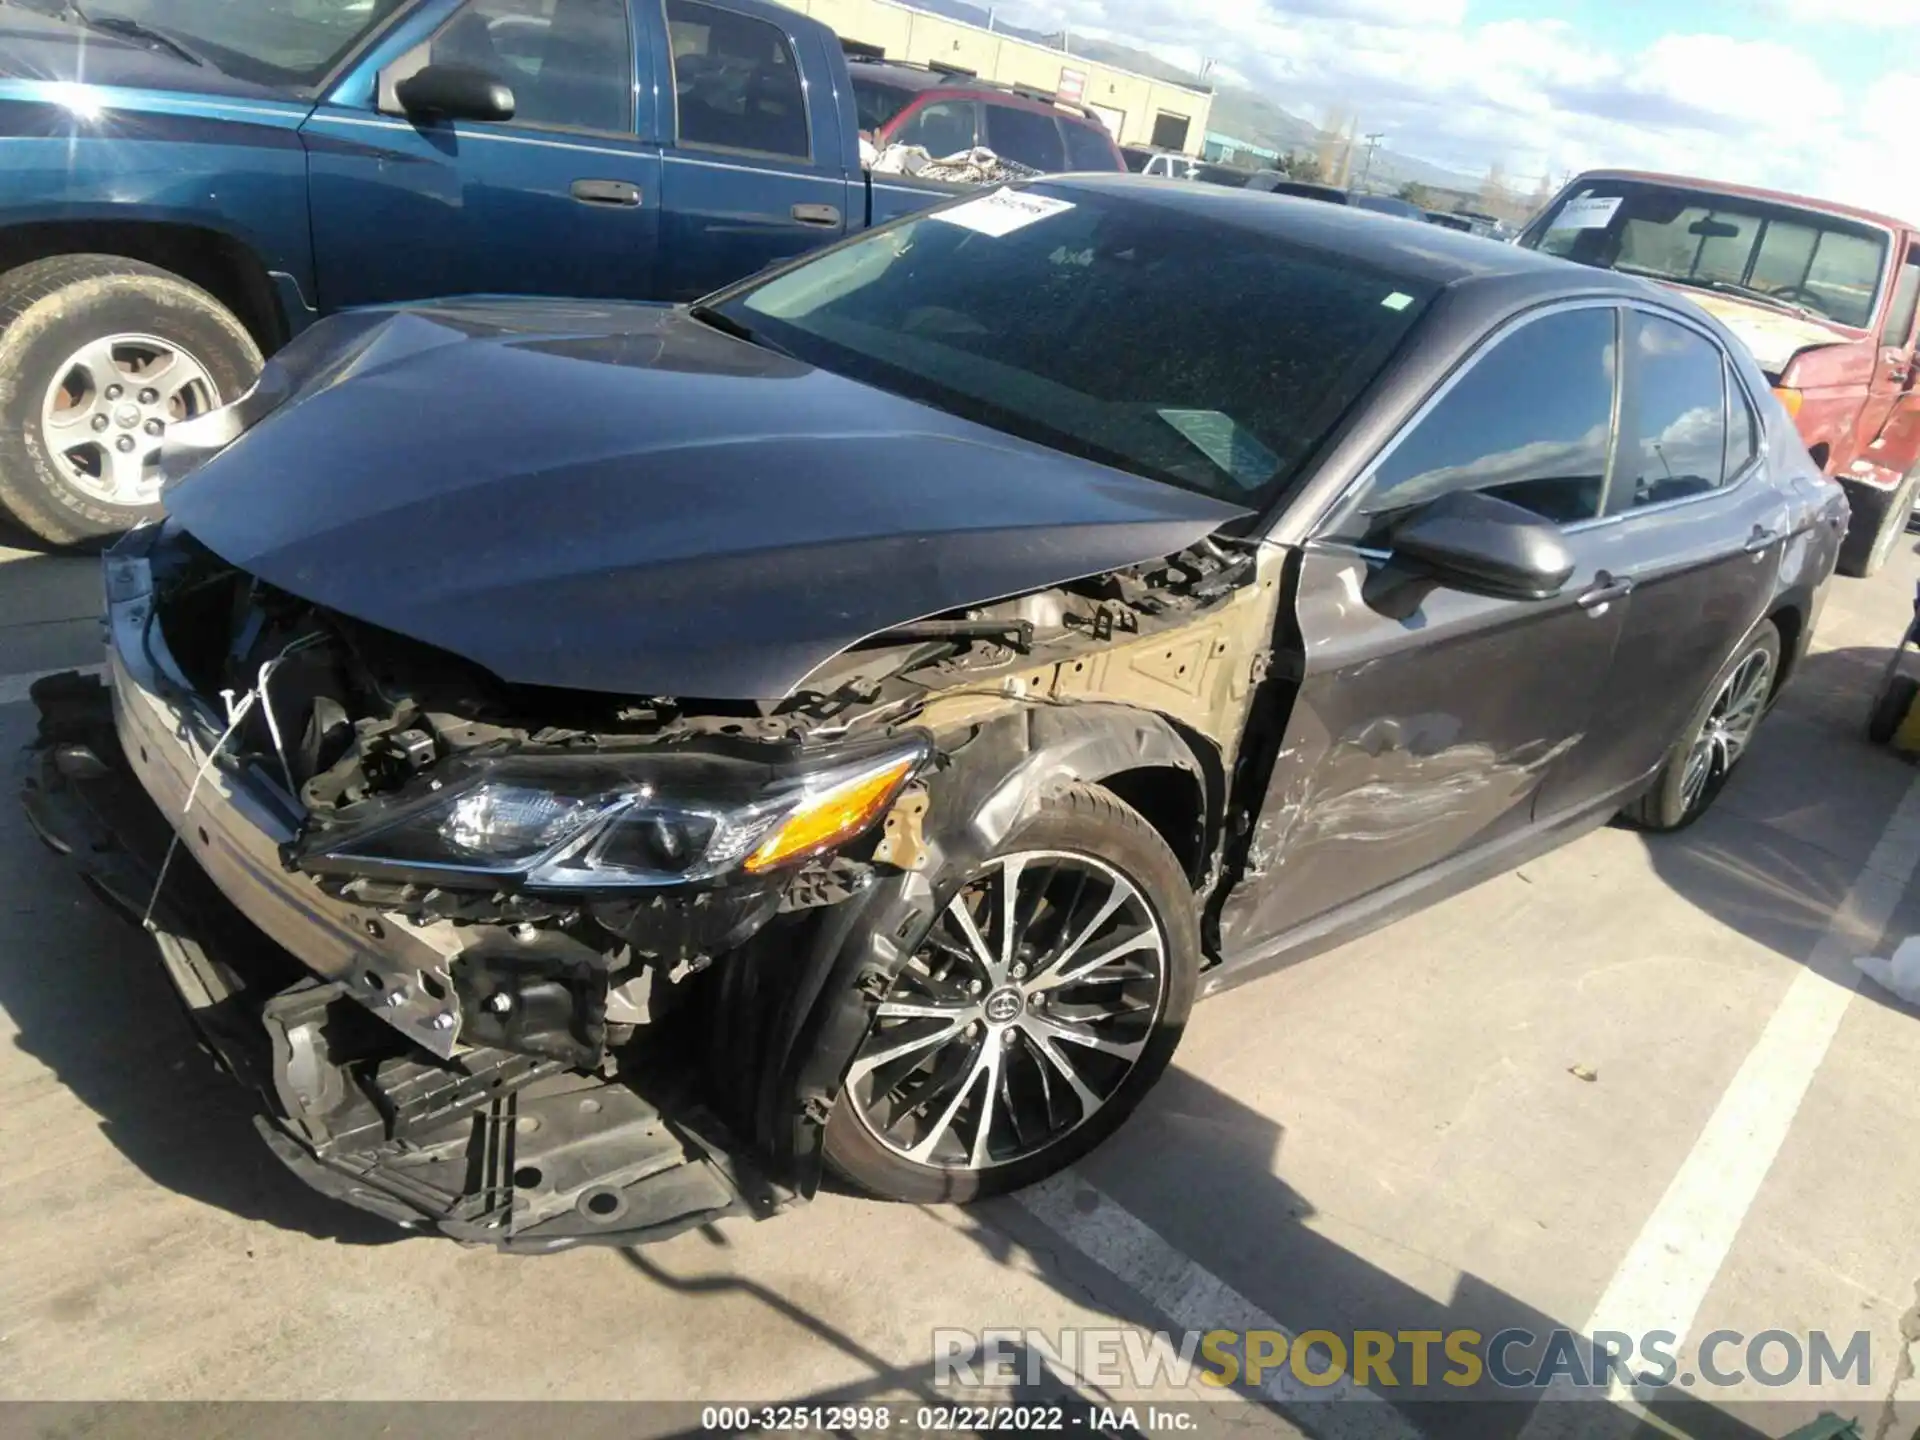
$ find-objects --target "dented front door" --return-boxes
[1216,543,1622,953]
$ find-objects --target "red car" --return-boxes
[1521,170,1920,577]
[848,57,1127,174]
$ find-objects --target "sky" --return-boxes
[986,0,1917,216]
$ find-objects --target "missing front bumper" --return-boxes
[19,673,784,1250]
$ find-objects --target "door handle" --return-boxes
[571,179,642,207]
[1576,572,1634,612]
[1744,523,1785,554]
[790,202,842,227]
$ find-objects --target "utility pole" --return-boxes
[1357,132,1383,193]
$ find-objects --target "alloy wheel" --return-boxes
[39,333,220,507]
[1680,644,1774,814]
[846,849,1168,1171]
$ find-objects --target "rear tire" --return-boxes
[1624,620,1781,833]
[0,255,261,547]
[825,783,1198,1204]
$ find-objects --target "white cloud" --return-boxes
[1762,0,1920,27]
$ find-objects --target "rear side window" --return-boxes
[1352,307,1617,530]
[851,75,915,134]
[1725,363,1761,480]
[1618,312,1729,511]
[1061,119,1119,171]
[984,102,1067,172]
[893,99,976,157]
[667,0,809,159]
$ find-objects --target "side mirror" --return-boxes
[1388,489,1575,600]
[392,64,516,123]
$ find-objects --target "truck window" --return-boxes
[1882,246,1920,351]
[850,75,915,134]
[430,0,632,134]
[983,103,1067,172]
[1619,313,1729,511]
[667,0,810,160]
[1532,181,1889,331]
[1061,119,1119,172]
[893,100,977,158]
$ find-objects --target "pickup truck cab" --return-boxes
[0,0,953,545]
[1519,170,1920,576]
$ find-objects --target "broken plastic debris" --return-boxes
[1568,1064,1598,1083]
[1854,934,1920,1006]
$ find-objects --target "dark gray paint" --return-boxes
[164,299,1246,700]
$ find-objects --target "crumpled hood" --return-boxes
[166,300,1247,700]
[1681,290,1856,376]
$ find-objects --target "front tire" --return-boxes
[0,255,261,546]
[825,783,1199,1203]
[1624,620,1781,833]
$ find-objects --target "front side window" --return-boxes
[1349,307,1617,532]
[983,103,1067,172]
[1527,180,1888,330]
[893,100,976,157]
[430,0,632,134]
[716,186,1433,506]
[5,0,409,87]
[1882,245,1920,350]
[1618,312,1729,511]
[668,0,809,159]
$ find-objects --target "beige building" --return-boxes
[774,0,1214,154]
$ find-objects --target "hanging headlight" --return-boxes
[293,739,929,892]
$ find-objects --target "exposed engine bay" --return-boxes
[23,519,1282,1248]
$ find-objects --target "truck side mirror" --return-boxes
[391,64,516,124]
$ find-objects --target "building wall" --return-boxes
[777,0,1214,153]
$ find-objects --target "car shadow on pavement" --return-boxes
[1639,643,1920,1021]
[0,712,397,1245]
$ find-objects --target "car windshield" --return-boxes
[1528,179,1888,329]
[11,0,408,87]
[712,185,1434,506]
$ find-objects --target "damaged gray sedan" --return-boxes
[20,177,1847,1247]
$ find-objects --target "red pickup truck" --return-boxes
[1521,171,1920,576]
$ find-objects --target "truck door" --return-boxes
[303,0,662,309]
[651,0,856,301]
[1857,239,1920,471]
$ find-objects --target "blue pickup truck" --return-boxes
[0,0,961,544]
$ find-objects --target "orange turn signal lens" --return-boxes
[744,753,920,874]
[1772,385,1804,418]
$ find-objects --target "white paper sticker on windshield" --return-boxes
[1547,195,1622,231]
[931,188,1076,238]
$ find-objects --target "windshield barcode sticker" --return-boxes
[1548,195,1622,231]
[932,188,1076,237]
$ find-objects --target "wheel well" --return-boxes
[1094,766,1207,886]
[0,221,286,352]
[1807,442,1830,473]
[1768,604,1804,697]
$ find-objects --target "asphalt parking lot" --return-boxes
[5,521,1920,1440]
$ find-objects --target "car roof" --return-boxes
[1039,173,1634,294]
[1566,169,1918,235]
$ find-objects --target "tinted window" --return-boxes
[1355,308,1616,529]
[984,104,1067,172]
[725,187,1433,505]
[1883,246,1920,349]
[851,75,915,133]
[1725,362,1760,481]
[894,99,976,157]
[430,0,631,133]
[668,0,808,158]
[1620,313,1728,511]
[1061,118,1120,171]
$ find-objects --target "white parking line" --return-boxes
[0,663,103,709]
[1017,1171,1422,1439]
[1522,769,1920,1434]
